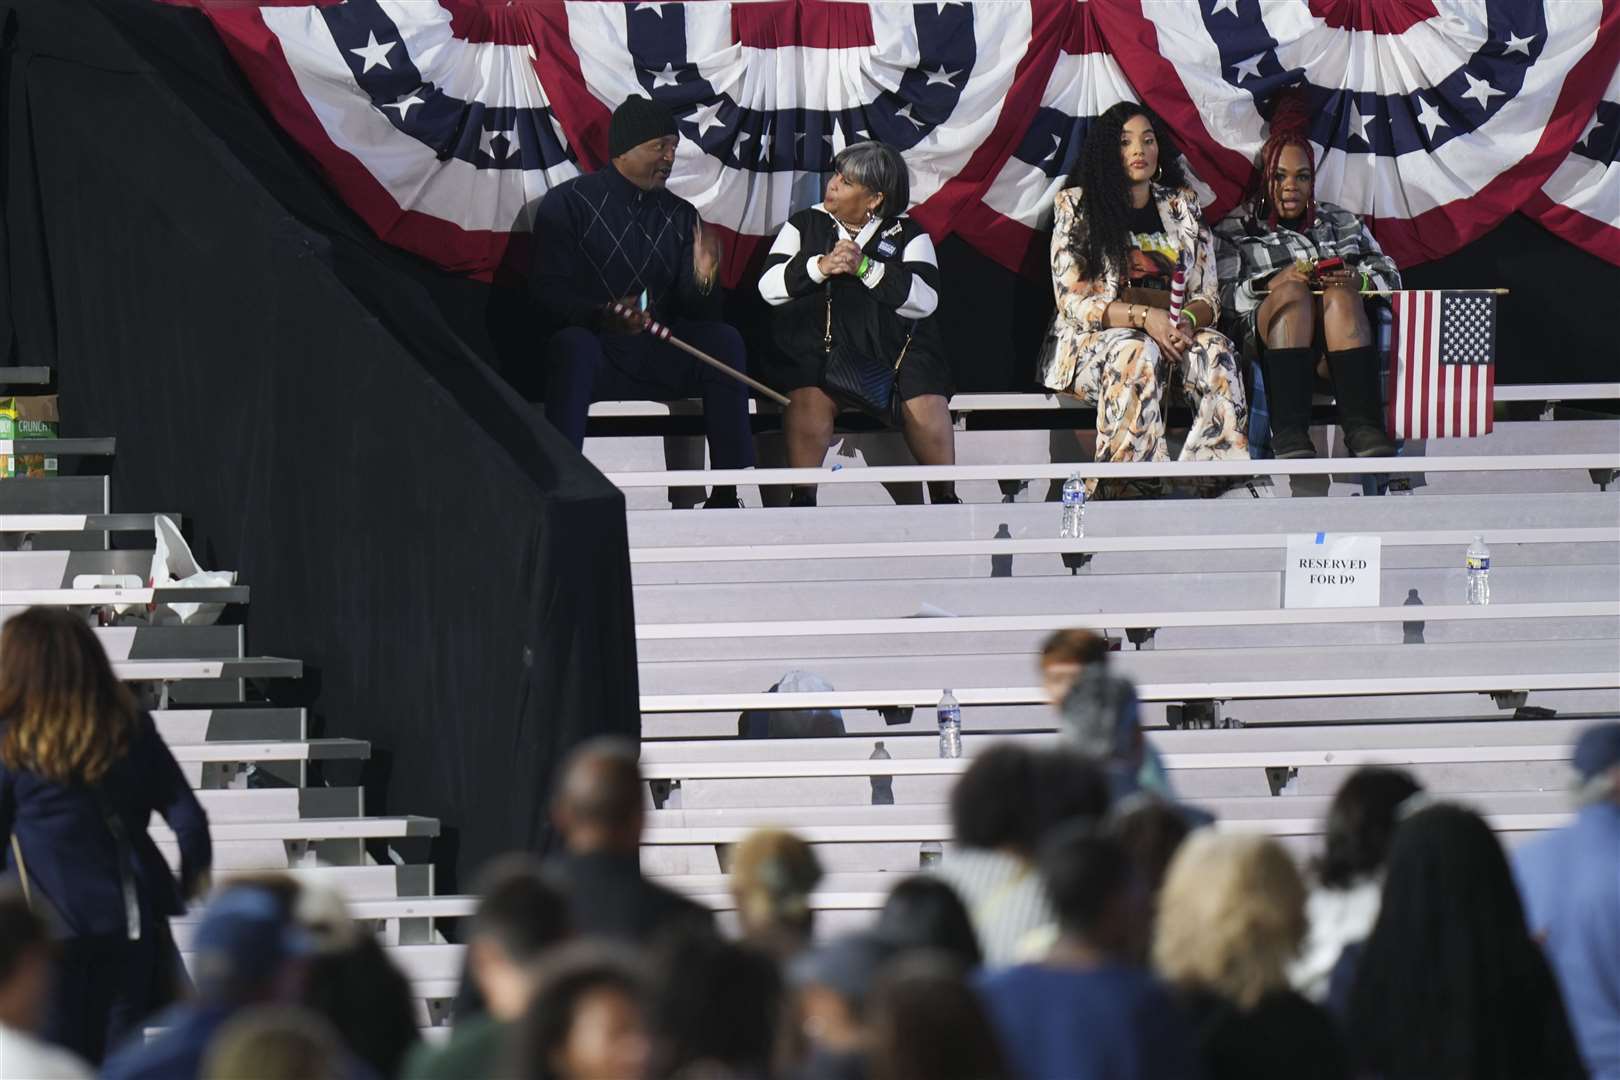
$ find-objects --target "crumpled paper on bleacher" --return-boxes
[145,514,236,626]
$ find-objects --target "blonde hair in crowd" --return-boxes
[730,829,823,934]
[1153,831,1308,1010]
[0,607,137,784]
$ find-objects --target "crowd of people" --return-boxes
[529,90,1402,507]
[3,606,1618,1080]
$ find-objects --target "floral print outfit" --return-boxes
[1039,184,1249,494]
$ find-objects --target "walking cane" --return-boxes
[608,302,792,407]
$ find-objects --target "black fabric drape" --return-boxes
[0,0,640,893]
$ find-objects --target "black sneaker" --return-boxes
[1270,427,1317,459]
[788,487,817,508]
[1343,423,1397,458]
[701,494,745,509]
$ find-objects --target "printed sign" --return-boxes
[1285,534,1382,608]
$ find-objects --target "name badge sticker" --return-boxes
[875,240,897,258]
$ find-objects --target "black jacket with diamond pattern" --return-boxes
[529,166,720,334]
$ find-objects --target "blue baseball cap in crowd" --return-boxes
[191,886,312,998]
[1573,722,1620,783]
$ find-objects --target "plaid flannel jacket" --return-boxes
[1213,201,1401,329]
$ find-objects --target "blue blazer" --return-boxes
[0,712,211,937]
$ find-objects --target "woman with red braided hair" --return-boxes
[1215,96,1400,459]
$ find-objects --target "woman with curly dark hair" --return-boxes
[1039,101,1249,498]
[1214,93,1400,459]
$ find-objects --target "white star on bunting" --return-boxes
[686,100,725,138]
[1232,53,1266,82]
[924,66,961,88]
[1460,72,1504,110]
[1209,0,1240,16]
[349,31,396,74]
[1415,95,1447,139]
[1502,31,1535,56]
[382,91,424,120]
[480,127,516,161]
[635,3,667,15]
[649,62,680,89]
[1347,101,1372,145]
[896,103,926,129]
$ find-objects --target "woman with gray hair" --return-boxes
[759,141,957,507]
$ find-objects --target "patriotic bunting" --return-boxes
[171,0,1620,282]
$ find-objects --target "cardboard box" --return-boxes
[0,395,59,478]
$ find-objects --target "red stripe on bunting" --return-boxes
[925,0,1092,275]
[530,2,614,173]
[1306,0,1437,35]
[440,0,538,46]
[909,0,1072,272]
[1365,0,1620,267]
[200,5,524,282]
[1522,191,1620,267]
[731,0,875,49]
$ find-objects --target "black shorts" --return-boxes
[768,344,954,402]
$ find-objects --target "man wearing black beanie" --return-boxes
[529,96,754,507]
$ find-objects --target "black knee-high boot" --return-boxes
[1260,346,1317,459]
[1326,345,1396,457]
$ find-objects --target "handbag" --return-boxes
[7,834,73,939]
[820,285,911,428]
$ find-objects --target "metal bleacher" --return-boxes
[2,365,1616,1021]
[580,384,1620,923]
[0,366,470,1019]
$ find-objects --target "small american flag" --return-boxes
[1386,290,1497,439]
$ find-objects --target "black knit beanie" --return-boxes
[609,96,677,158]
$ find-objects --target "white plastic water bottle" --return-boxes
[1466,536,1491,606]
[937,689,962,759]
[1060,473,1086,539]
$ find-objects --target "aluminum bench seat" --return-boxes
[0,548,154,586]
[641,812,1570,847]
[155,708,307,744]
[641,717,1593,763]
[623,492,1620,549]
[195,788,364,822]
[154,817,439,871]
[637,743,1577,782]
[0,513,178,534]
[2,585,249,608]
[645,789,1571,830]
[637,639,1620,700]
[108,656,300,683]
[152,816,437,845]
[167,738,369,764]
[630,567,1614,626]
[212,864,433,898]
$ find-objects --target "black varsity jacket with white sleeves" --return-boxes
[758,205,945,368]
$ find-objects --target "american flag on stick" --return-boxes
[1386,291,1498,440]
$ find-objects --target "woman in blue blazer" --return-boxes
[0,606,212,1063]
